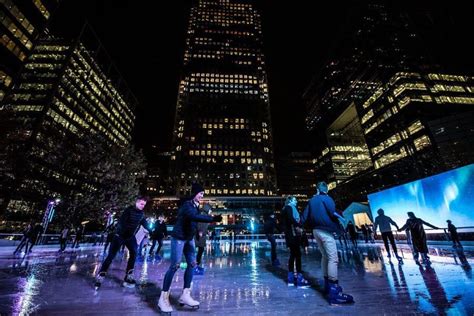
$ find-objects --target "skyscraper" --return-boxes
[0,0,60,101]
[171,0,276,197]
[0,30,137,216]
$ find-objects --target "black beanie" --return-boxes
[191,183,205,197]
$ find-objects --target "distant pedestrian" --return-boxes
[13,223,33,254]
[28,223,43,252]
[399,212,439,265]
[194,208,211,275]
[361,224,368,243]
[71,225,83,248]
[373,209,402,261]
[446,220,462,248]
[346,221,358,248]
[150,215,168,259]
[59,226,69,252]
[264,211,280,266]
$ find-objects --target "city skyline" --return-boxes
[47,1,474,156]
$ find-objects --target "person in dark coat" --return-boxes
[301,181,353,305]
[158,183,222,313]
[28,223,43,252]
[446,220,462,248]
[281,196,310,287]
[95,196,153,288]
[150,215,168,258]
[264,211,280,266]
[361,224,368,243]
[398,212,439,264]
[13,223,33,254]
[59,226,69,252]
[71,225,83,249]
[346,221,358,248]
[194,209,211,274]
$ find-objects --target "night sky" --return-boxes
[49,0,474,158]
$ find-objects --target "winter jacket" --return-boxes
[194,222,210,248]
[281,205,302,246]
[115,205,151,239]
[151,221,168,240]
[171,200,214,241]
[399,218,438,253]
[374,215,398,233]
[301,193,342,234]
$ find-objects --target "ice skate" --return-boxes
[94,272,106,291]
[287,272,295,286]
[178,288,199,309]
[122,270,136,288]
[328,283,354,305]
[296,273,311,288]
[158,291,173,314]
[193,266,205,275]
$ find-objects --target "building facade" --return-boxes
[0,34,137,216]
[0,0,59,101]
[277,152,317,199]
[171,0,276,197]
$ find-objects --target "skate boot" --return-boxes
[193,266,205,275]
[158,291,173,314]
[122,270,136,288]
[178,288,199,309]
[94,272,106,290]
[296,273,311,288]
[328,282,354,305]
[287,272,295,286]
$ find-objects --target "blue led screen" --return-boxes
[368,164,474,230]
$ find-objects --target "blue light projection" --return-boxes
[368,164,474,230]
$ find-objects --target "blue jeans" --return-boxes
[162,238,197,291]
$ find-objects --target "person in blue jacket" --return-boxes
[158,183,222,313]
[301,181,354,305]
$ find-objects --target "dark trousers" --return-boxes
[288,239,302,273]
[196,246,205,265]
[150,238,163,255]
[381,231,399,256]
[266,234,277,262]
[59,238,67,251]
[99,234,137,274]
[103,240,111,253]
[450,232,462,246]
[72,236,81,248]
[14,236,30,253]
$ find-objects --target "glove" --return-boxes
[212,215,222,222]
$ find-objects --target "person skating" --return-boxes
[58,226,69,252]
[282,196,310,287]
[13,223,33,254]
[301,182,354,305]
[264,212,280,266]
[103,220,117,254]
[71,225,83,249]
[346,221,358,248]
[361,224,368,243]
[150,214,168,259]
[158,183,222,313]
[398,212,439,265]
[28,223,43,253]
[373,209,402,262]
[95,196,152,290]
[193,209,211,275]
[446,220,462,248]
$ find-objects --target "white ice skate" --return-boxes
[178,288,199,309]
[158,291,173,314]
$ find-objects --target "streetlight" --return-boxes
[40,198,60,244]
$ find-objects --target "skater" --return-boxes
[95,196,152,289]
[373,209,402,261]
[158,183,222,313]
[264,211,280,266]
[13,223,33,254]
[194,209,211,275]
[28,223,43,253]
[446,220,462,248]
[366,224,375,244]
[71,225,83,249]
[398,212,439,265]
[301,181,354,305]
[346,221,358,248]
[281,196,310,287]
[103,220,117,254]
[150,214,167,259]
[361,224,368,243]
[136,225,150,260]
[59,226,69,252]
